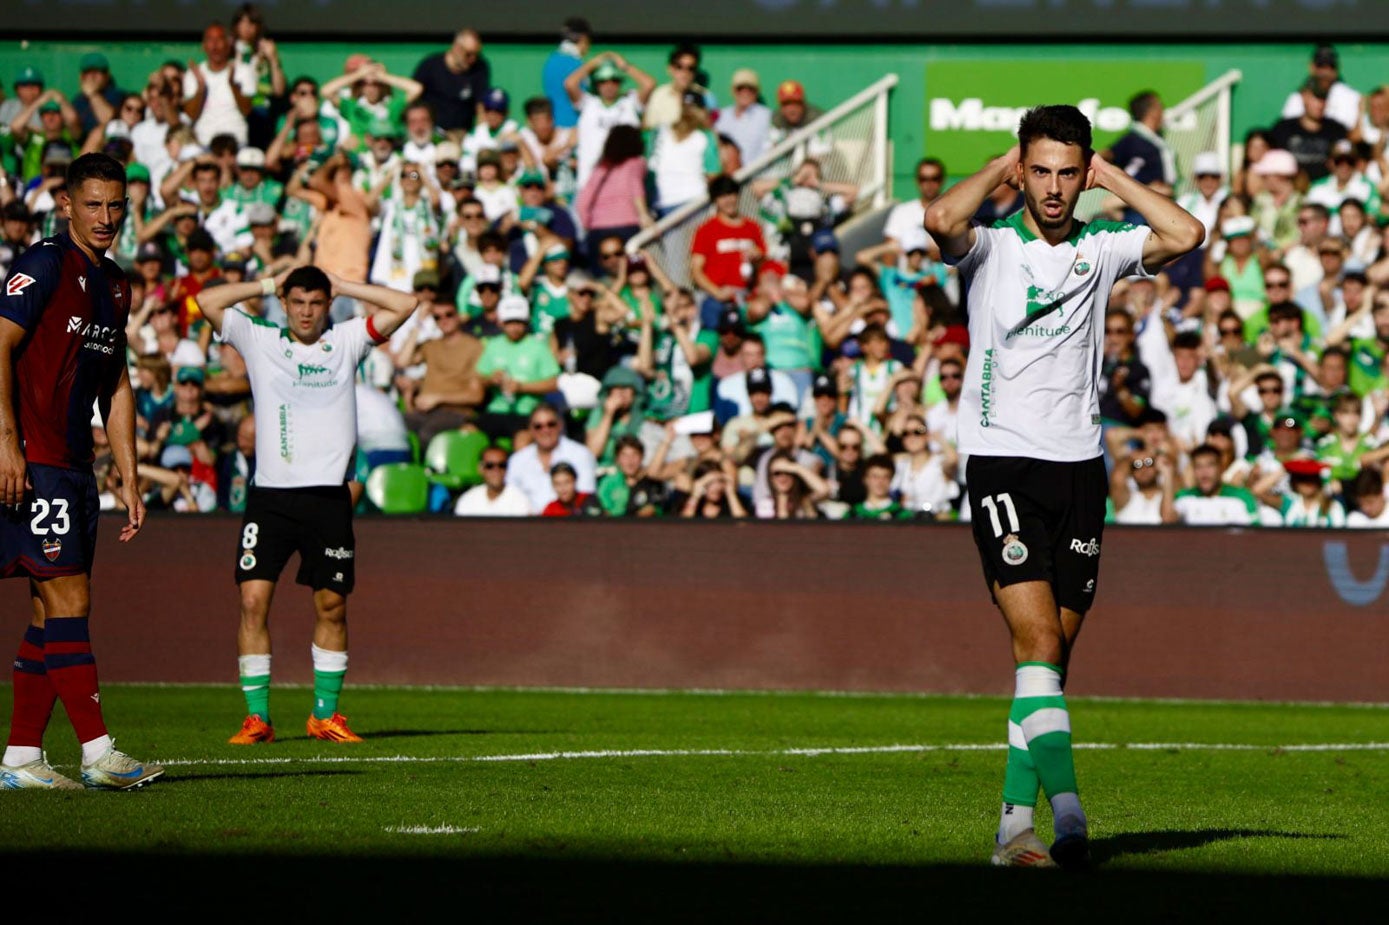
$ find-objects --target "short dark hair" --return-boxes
[192,161,220,179]
[66,152,126,192]
[1333,392,1362,414]
[550,461,577,479]
[523,96,552,118]
[669,43,701,66]
[741,331,765,348]
[1104,308,1133,330]
[599,125,644,167]
[1172,331,1202,351]
[1268,301,1304,324]
[1299,203,1331,223]
[292,75,319,94]
[858,323,889,345]
[1191,443,1222,464]
[707,173,741,199]
[1,201,33,223]
[283,265,331,299]
[1137,407,1167,427]
[1128,90,1161,122]
[1321,345,1349,364]
[476,230,506,253]
[209,133,239,157]
[562,16,592,40]
[1254,370,1283,387]
[1016,105,1093,158]
[917,156,945,175]
[863,453,895,476]
[614,434,644,457]
[1353,466,1383,499]
[530,401,561,423]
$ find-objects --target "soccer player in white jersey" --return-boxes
[194,267,417,745]
[925,106,1204,869]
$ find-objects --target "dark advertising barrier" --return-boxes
[2,519,1385,701]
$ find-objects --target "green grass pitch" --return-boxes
[3,685,1385,919]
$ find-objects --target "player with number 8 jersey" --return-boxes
[195,265,416,745]
[0,154,164,791]
[925,106,1204,868]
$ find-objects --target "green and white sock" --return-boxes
[238,653,272,723]
[1013,661,1085,831]
[999,696,1041,842]
[311,644,348,720]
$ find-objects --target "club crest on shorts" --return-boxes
[1001,533,1028,566]
[41,538,62,562]
[239,552,257,571]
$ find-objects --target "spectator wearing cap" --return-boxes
[1249,149,1304,251]
[165,228,221,334]
[129,241,171,322]
[1269,79,1347,183]
[1104,91,1176,197]
[516,237,574,334]
[1346,467,1389,528]
[715,69,772,164]
[1176,151,1229,244]
[182,22,256,146]
[767,80,825,153]
[0,66,46,142]
[711,304,748,380]
[564,50,656,190]
[144,439,217,513]
[395,293,486,449]
[369,160,444,292]
[716,334,801,422]
[111,162,153,269]
[507,403,598,513]
[463,88,520,172]
[720,371,782,463]
[321,58,423,152]
[587,370,648,469]
[453,445,532,516]
[748,405,823,517]
[505,170,578,273]
[747,267,818,400]
[1306,139,1380,230]
[0,202,35,279]
[382,270,443,403]
[224,146,283,211]
[800,373,847,468]
[1205,216,1265,318]
[243,201,295,278]
[71,51,126,138]
[476,294,562,437]
[413,28,491,135]
[574,125,649,263]
[690,174,766,329]
[152,366,223,463]
[644,44,710,132]
[1282,44,1361,134]
[428,140,465,197]
[648,90,721,217]
[9,87,79,184]
[1172,443,1260,526]
[1269,457,1345,526]
[457,234,519,315]
[541,18,593,131]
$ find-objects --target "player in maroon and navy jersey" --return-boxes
[0,153,163,790]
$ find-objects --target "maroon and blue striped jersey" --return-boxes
[0,234,129,469]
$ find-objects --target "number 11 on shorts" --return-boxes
[979,493,1020,538]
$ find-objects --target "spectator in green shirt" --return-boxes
[596,435,667,517]
[320,59,423,151]
[747,265,820,400]
[476,294,561,439]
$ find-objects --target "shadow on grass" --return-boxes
[1094,828,1348,864]
[267,729,499,743]
[5,852,1382,920]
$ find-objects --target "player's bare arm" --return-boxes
[0,318,28,505]
[325,272,419,341]
[924,147,1019,259]
[102,370,145,542]
[193,268,293,334]
[1087,154,1206,272]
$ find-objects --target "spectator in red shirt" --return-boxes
[541,461,602,517]
[690,173,765,329]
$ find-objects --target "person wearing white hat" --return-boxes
[1204,215,1266,319]
[1306,138,1381,233]
[1249,148,1303,251]
[715,68,772,162]
[476,293,562,438]
[1176,151,1228,244]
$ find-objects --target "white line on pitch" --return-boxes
[152,741,1389,768]
[384,825,480,835]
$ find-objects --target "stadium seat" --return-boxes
[364,463,430,514]
[424,429,489,490]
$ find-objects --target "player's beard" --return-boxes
[1026,191,1074,232]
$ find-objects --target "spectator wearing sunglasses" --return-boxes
[506,403,597,513]
[1110,442,1175,525]
[453,446,532,516]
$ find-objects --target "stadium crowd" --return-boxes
[1,12,1387,527]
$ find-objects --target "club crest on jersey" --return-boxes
[321,342,333,352]
[5,273,35,297]
[1002,533,1028,566]
[1074,260,1091,277]
[41,538,62,562]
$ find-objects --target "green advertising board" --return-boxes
[924,60,1208,172]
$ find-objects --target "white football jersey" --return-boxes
[221,310,379,488]
[950,212,1150,462]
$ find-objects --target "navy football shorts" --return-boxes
[0,463,101,579]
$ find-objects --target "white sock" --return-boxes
[3,745,42,766]
[239,653,271,678]
[1051,792,1087,837]
[311,644,348,673]
[998,802,1035,843]
[81,734,113,765]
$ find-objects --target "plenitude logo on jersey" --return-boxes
[292,362,336,389]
